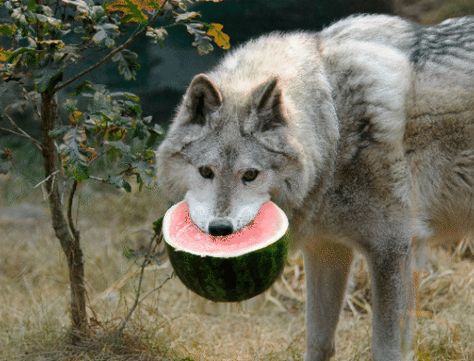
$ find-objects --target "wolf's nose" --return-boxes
[208,219,234,236]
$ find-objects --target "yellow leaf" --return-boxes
[207,23,230,50]
[0,48,10,62]
[37,40,65,49]
[69,111,83,125]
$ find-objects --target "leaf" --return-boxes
[35,13,61,27]
[107,175,132,192]
[71,80,94,96]
[61,0,90,16]
[105,140,131,153]
[59,127,92,181]
[207,23,230,50]
[69,110,83,125]
[0,48,10,62]
[7,47,37,65]
[106,0,161,24]
[175,11,200,22]
[132,159,155,186]
[92,23,119,48]
[27,0,38,11]
[185,22,213,55]
[192,35,213,55]
[49,126,71,139]
[35,67,63,93]
[0,23,17,37]
[112,49,140,80]
[145,26,167,45]
[37,39,65,49]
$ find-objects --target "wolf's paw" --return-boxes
[304,344,335,361]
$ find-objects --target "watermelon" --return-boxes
[162,201,289,302]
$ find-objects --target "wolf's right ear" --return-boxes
[181,74,222,125]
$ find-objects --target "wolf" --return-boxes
[156,14,474,361]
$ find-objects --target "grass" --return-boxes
[0,172,473,361]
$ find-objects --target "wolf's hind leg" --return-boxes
[303,241,353,361]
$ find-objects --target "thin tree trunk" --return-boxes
[40,93,87,342]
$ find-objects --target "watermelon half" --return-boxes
[162,201,289,302]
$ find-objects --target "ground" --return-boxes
[0,173,472,361]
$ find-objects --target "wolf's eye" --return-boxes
[242,169,259,183]
[198,166,214,179]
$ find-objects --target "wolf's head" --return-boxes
[156,73,312,235]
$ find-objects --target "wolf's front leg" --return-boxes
[303,241,353,361]
[367,240,414,361]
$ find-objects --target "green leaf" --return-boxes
[132,159,155,186]
[35,13,61,28]
[0,23,17,37]
[35,67,63,94]
[92,23,119,48]
[7,47,37,66]
[62,0,91,18]
[192,35,213,55]
[112,49,140,81]
[107,175,132,192]
[107,0,148,24]
[49,126,71,138]
[71,81,94,96]
[146,124,164,147]
[186,22,214,55]
[59,127,92,181]
[175,11,200,22]
[27,0,38,11]
[105,140,131,153]
[145,26,167,45]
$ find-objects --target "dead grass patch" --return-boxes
[0,175,473,361]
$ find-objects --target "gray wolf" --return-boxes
[156,14,474,361]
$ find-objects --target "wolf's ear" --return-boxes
[251,77,287,132]
[182,74,222,125]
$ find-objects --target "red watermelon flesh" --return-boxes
[163,201,288,257]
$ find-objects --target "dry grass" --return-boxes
[0,173,473,361]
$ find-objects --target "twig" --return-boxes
[88,175,108,183]
[33,170,59,189]
[0,121,42,151]
[137,272,173,305]
[54,1,169,93]
[116,226,170,335]
[4,110,42,150]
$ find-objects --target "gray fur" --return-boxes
[156,14,474,361]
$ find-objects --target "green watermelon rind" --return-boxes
[166,233,289,302]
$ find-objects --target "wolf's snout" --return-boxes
[208,219,233,236]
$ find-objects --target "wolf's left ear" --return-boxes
[183,73,222,125]
[251,77,288,131]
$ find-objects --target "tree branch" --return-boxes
[54,1,169,93]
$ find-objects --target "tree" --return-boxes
[0,0,229,342]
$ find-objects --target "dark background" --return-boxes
[91,0,395,126]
